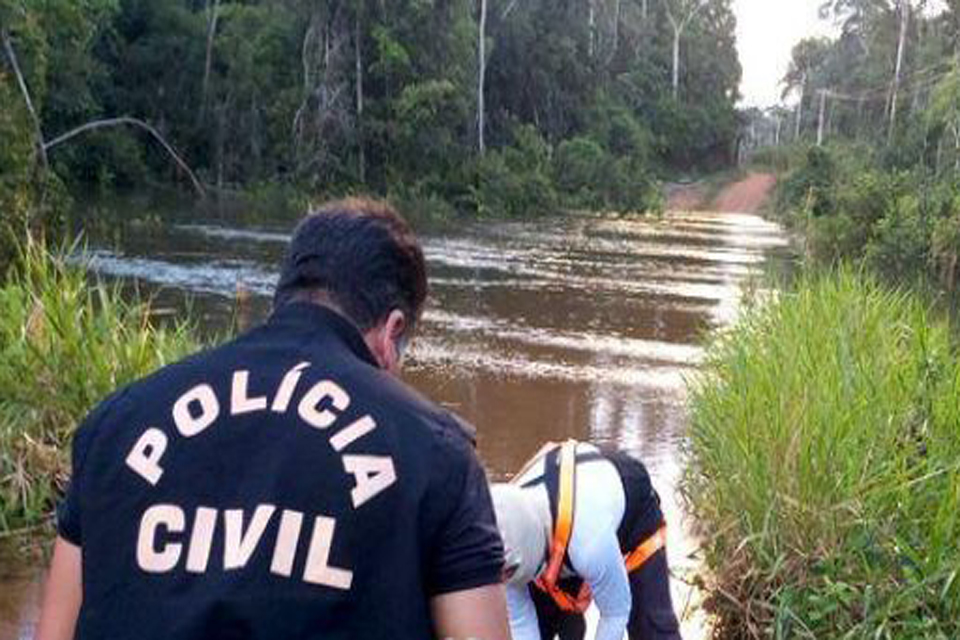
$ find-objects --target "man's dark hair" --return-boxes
[274,198,428,334]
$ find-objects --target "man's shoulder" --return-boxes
[69,343,218,442]
[357,367,478,449]
[122,328,271,396]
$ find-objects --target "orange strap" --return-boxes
[624,524,668,573]
[539,440,577,588]
[536,525,669,614]
[533,441,592,613]
[538,578,593,613]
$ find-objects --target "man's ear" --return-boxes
[365,309,407,374]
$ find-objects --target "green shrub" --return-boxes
[602,155,660,214]
[836,170,909,231]
[931,209,960,289]
[587,96,652,163]
[552,135,658,213]
[553,136,609,206]
[471,124,559,217]
[778,145,838,218]
[0,237,199,533]
[394,79,470,182]
[0,74,39,273]
[685,269,960,639]
[510,123,553,170]
[45,127,152,194]
[749,145,802,174]
[805,212,867,263]
[866,195,932,279]
[387,183,460,226]
[475,150,558,218]
[774,145,956,285]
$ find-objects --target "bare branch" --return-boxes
[2,28,49,170]
[664,4,678,29]
[44,117,206,198]
[682,0,708,29]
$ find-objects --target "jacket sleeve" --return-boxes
[57,389,130,544]
[422,426,505,595]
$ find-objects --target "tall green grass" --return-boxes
[0,238,199,535]
[684,268,960,639]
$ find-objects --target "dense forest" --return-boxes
[1,0,741,259]
[753,1,960,289]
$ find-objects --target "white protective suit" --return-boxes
[492,442,631,640]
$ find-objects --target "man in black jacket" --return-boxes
[36,198,510,640]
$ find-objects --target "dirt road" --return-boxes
[711,172,776,214]
[666,172,776,214]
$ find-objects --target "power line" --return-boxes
[824,69,952,104]
[783,60,956,106]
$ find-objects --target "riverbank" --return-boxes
[684,269,960,638]
[0,239,199,536]
[682,158,960,637]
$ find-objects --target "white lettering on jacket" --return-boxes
[135,504,354,590]
[343,455,397,509]
[173,384,220,437]
[124,364,395,509]
[125,428,168,485]
[231,370,268,415]
[137,504,185,573]
[120,363,403,590]
[298,380,350,429]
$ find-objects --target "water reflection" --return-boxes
[0,202,790,639]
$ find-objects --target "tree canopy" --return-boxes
[1,0,742,236]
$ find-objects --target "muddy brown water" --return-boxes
[0,199,790,639]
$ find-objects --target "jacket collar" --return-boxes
[268,301,380,368]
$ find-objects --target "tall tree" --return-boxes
[477,0,487,154]
[662,0,708,100]
[888,0,911,139]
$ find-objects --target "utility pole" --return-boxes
[817,89,828,146]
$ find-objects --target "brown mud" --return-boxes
[666,172,776,214]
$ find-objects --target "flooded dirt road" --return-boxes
[0,177,787,639]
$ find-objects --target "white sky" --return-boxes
[734,0,949,108]
[734,0,839,107]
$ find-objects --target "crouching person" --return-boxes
[492,440,681,640]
